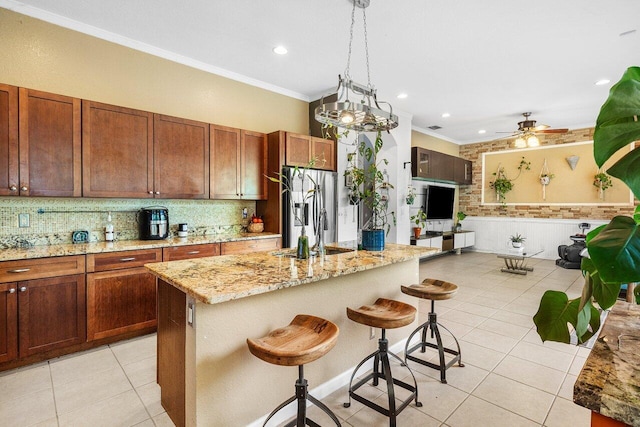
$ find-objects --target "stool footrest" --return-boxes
[349,371,417,417]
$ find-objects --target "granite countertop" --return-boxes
[145,243,436,305]
[574,301,640,426]
[0,232,280,262]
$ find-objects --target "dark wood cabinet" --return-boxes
[82,101,154,198]
[86,249,161,341]
[0,256,86,361]
[154,114,209,199]
[411,147,472,185]
[0,283,18,363]
[210,125,267,200]
[0,83,19,196]
[162,243,220,261]
[19,89,81,197]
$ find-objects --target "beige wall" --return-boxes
[0,10,308,133]
[411,130,460,156]
[459,128,638,220]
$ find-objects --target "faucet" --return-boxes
[313,208,327,256]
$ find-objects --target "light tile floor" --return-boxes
[0,252,595,427]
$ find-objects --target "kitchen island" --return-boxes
[145,243,436,427]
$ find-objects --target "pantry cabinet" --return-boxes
[210,125,267,200]
[283,132,336,171]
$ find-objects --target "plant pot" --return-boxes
[413,227,422,239]
[512,242,522,248]
[540,176,550,185]
[362,229,385,251]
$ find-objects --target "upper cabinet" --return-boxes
[210,125,267,200]
[19,89,81,197]
[411,147,472,185]
[154,114,209,199]
[0,84,18,196]
[82,101,154,198]
[284,132,336,171]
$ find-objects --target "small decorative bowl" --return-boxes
[247,223,264,233]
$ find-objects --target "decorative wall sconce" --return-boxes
[565,155,580,170]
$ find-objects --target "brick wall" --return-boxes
[458,127,637,220]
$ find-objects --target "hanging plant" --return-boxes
[593,171,613,200]
[539,158,554,200]
[489,157,530,206]
[406,185,417,205]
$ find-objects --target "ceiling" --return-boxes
[3,0,640,144]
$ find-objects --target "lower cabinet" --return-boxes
[86,249,162,341]
[454,231,476,250]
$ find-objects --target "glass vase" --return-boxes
[297,233,309,259]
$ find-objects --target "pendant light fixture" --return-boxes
[315,0,398,132]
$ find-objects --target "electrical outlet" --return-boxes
[242,208,248,219]
[18,213,30,228]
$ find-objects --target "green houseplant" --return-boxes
[455,211,467,231]
[534,66,640,344]
[349,130,396,251]
[509,233,525,248]
[489,157,530,205]
[411,209,427,239]
[593,171,613,200]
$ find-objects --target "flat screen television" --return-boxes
[425,185,455,219]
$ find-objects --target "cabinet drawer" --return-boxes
[162,243,220,261]
[0,255,85,283]
[87,248,162,272]
[220,237,281,255]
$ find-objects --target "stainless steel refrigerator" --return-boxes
[282,166,338,249]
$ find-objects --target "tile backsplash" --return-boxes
[0,197,257,248]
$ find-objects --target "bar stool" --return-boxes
[401,278,464,384]
[344,298,422,426]
[247,314,341,427]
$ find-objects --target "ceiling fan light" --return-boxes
[514,137,527,148]
[527,135,540,147]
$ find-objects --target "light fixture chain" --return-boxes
[345,0,357,80]
[362,5,371,87]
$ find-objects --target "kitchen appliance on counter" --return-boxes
[282,167,337,249]
[138,207,169,240]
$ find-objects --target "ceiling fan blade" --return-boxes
[537,128,568,134]
[534,124,550,130]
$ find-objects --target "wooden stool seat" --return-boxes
[401,278,458,301]
[346,297,416,329]
[247,314,339,367]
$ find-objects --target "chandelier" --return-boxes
[315,0,398,133]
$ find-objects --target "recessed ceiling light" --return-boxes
[441,113,451,118]
[595,79,610,86]
[273,46,288,55]
[397,93,408,99]
[478,129,486,134]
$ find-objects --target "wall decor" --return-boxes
[565,155,580,170]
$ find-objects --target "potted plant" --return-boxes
[534,66,640,344]
[489,157,530,206]
[593,171,613,200]
[509,233,525,248]
[455,211,467,232]
[349,130,396,251]
[406,185,417,205]
[410,209,427,239]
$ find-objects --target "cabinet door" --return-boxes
[86,267,157,341]
[162,243,220,261]
[285,133,312,167]
[19,89,81,197]
[411,147,431,178]
[312,137,335,171]
[18,274,86,357]
[82,101,154,198]
[430,151,455,182]
[0,283,17,363]
[453,158,472,185]
[241,130,267,200]
[154,114,209,199]
[210,125,241,199]
[0,84,18,196]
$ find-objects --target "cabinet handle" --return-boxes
[155,191,160,195]
[8,288,15,294]
[148,191,153,194]
[9,185,17,192]
[20,185,28,192]
[7,268,30,273]
[119,257,136,262]
[187,251,200,255]
[19,287,27,292]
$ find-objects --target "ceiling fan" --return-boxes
[498,112,569,147]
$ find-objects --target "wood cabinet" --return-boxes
[220,237,281,255]
[154,114,209,199]
[411,147,472,185]
[210,125,267,200]
[86,249,161,341]
[19,88,81,197]
[0,256,86,362]
[283,132,336,171]
[0,84,18,196]
[162,243,220,261]
[82,101,154,198]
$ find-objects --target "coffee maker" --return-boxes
[138,207,169,240]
